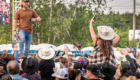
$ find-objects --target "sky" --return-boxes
[62,0,140,14]
[105,0,140,14]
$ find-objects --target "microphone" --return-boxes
[30,19,36,26]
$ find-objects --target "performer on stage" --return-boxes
[13,0,41,57]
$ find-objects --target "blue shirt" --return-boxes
[10,74,28,80]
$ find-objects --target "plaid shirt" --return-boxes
[89,45,116,66]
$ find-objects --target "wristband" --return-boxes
[124,53,128,56]
[35,18,37,21]
[14,30,16,32]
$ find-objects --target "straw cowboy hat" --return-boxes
[38,45,55,60]
[97,26,114,40]
[114,51,124,61]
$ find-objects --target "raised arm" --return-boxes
[112,32,120,45]
[89,17,97,42]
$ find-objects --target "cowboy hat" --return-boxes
[21,57,38,75]
[98,61,116,77]
[73,42,83,50]
[97,26,114,40]
[38,46,55,60]
[114,51,124,61]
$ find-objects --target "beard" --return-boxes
[23,4,29,9]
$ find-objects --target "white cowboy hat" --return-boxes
[97,26,114,40]
[114,51,124,61]
[38,45,55,60]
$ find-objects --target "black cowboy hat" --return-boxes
[0,58,6,66]
[21,57,38,75]
[98,62,116,77]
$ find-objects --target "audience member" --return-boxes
[7,60,28,80]
[98,61,116,80]
[84,64,101,80]
[68,69,81,80]
[38,46,55,80]
[89,16,120,65]
[52,69,68,80]
[21,57,41,80]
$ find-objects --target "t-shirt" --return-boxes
[21,73,41,80]
[14,8,38,33]
[38,59,55,79]
[0,74,5,79]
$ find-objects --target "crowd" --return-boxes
[0,18,140,80]
[0,0,10,25]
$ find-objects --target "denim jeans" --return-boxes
[14,50,18,62]
[18,30,32,57]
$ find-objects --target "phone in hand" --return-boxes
[93,15,97,22]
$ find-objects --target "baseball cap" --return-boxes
[22,0,29,2]
[76,57,85,65]
[52,69,69,79]
[120,61,130,75]
[73,62,82,70]
[86,64,101,75]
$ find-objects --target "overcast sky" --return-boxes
[63,0,140,14]
[103,0,140,14]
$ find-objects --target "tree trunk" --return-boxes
[48,0,53,44]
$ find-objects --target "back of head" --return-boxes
[59,56,63,62]
[7,60,20,74]
[61,57,68,64]
[68,69,80,80]
[100,39,113,58]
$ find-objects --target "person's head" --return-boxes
[97,26,114,58]
[61,57,68,67]
[59,56,63,62]
[21,57,38,75]
[21,0,29,8]
[98,61,116,77]
[52,69,68,80]
[85,64,101,79]
[68,69,81,80]
[7,60,20,74]
[54,57,60,62]
[68,57,72,67]
[120,76,137,80]
[120,61,131,76]
[73,62,82,71]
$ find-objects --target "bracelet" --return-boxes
[124,53,128,56]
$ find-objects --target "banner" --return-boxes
[0,0,10,25]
